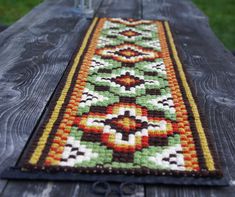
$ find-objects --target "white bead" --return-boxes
[141,129,148,136]
[103,126,110,133]
[129,134,135,145]
[79,145,86,152]
[130,87,135,92]
[67,159,75,166]
[67,136,74,144]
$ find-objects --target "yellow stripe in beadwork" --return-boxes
[29,18,99,165]
[164,21,215,171]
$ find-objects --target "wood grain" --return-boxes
[0,0,89,193]
[2,181,81,197]
[143,0,235,196]
[0,0,144,196]
[77,182,144,197]
[0,0,235,196]
[96,0,142,18]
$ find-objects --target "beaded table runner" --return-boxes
[3,18,224,185]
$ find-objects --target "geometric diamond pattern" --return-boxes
[23,18,220,179]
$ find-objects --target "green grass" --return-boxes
[0,0,234,50]
[193,0,235,50]
[0,0,43,25]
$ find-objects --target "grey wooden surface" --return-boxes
[0,0,234,196]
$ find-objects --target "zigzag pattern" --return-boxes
[24,18,219,178]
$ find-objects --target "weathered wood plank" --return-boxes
[0,0,90,193]
[2,182,144,197]
[0,0,144,196]
[77,182,144,197]
[2,0,234,196]
[2,181,81,197]
[146,185,235,197]
[96,0,142,18]
[142,0,235,196]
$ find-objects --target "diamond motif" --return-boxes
[112,72,144,90]
[106,111,145,134]
[109,18,152,26]
[91,68,160,96]
[26,18,218,175]
[103,26,152,42]
[119,29,141,37]
[96,43,161,63]
[73,102,177,157]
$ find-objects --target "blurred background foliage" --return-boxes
[193,0,235,50]
[0,0,43,25]
[0,0,234,50]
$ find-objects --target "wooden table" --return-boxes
[0,0,234,196]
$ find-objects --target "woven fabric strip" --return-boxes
[19,18,222,179]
